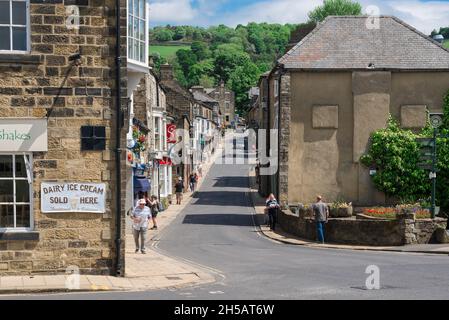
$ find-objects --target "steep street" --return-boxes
[6,139,449,300]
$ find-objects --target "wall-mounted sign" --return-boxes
[0,119,48,152]
[41,182,106,213]
[167,124,177,144]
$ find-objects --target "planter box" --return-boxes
[330,207,353,218]
[298,207,314,219]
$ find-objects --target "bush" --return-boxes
[361,90,449,212]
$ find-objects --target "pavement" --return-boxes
[248,170,449,255]
[0,144,222,295]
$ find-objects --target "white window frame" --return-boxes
[154,115,163,151]
[0,0,30,54]
[127,0,148,67]
[0,153,33,232]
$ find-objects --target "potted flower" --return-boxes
[330,200,353,218]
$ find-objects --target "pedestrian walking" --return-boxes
[175,178,184,205]
[189,173,196,192]
[130,199,152,254]
[312,195,329,244]
[147,195,160,230]
[265,193,280,231]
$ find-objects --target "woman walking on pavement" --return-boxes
[265,193,280,231]
[147,195,160,230]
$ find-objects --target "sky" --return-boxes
[149,0,449,35]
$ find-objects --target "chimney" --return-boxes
[160,64,174,81]
[190,86,205,94]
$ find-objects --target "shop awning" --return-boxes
[134,176,151,193]
[159,157,173,166]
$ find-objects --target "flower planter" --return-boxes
[330,207,353,218]
[298,207,314,219]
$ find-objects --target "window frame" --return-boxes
[0,153,33,232]
[0,0,30,54]
[127,0,148,66]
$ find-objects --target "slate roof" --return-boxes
[278,16,449,70]
[191,90,219,104]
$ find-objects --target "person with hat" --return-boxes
[312,195,329,244]
[130,198,152,254]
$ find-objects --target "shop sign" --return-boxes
[0,119,48,152]
[167,124,177,143]
[41,182,106,213]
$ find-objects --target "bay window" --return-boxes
[128,0,147,64]
[0,0,29,53]
[0,154,33,231]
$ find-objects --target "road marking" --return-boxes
[209,290,224,295]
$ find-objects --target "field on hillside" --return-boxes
[444,40,449,49]
[149,45,191,59]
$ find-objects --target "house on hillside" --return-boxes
[205,82,236,128]
[261,16,449,207]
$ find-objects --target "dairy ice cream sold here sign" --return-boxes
[41,182,106,213]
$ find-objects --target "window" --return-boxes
[0,154,32,231]
[154,116,162,151]
[0,0,29,52]
[81,126,106,151]
[225,102,230,110]
[226,115,230,122]
[128,0,147,64]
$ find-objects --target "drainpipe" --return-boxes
[114,0,123,276]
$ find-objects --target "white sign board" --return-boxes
[0,119,48,152]
[41,182,106,213]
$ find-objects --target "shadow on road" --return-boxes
[212,176,248,188]
[191,191,248,206]
[182,214,254,227]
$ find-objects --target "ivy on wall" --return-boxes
[361,90,449,211]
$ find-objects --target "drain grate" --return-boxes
[166,276,182,280]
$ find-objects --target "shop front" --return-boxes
[0,119,47,234]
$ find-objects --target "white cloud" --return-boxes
[149,0,449,34]
[222,0,323,26]
[358,0,449,34]
[150,0,197,23]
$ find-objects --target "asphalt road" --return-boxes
[5,138,449,300]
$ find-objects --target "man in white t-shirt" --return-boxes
[130,199,152,254]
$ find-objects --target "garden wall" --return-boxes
[278,210,447,246]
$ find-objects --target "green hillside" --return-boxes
[150,45,191,59]
[444,40,449,49]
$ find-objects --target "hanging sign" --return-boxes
[167,124,177,143]
[41,182,106,213]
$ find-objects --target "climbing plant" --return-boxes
[361,90,449,212]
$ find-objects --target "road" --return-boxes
[5,137,449,300]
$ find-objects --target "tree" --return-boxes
[154,28,174,42]
[308,0,362,23]
[173,27,187,40]
[176,49,198,80]
[228,60,260,114]
[191,41,210,61]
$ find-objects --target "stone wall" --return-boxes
[278,210,447,246]
[0,0,128,276]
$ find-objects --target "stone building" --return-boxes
[205,82,235,128]
[262,16,449,207]
[0,0,149,276]
[159,64,195,190]
[132,69,173,205]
